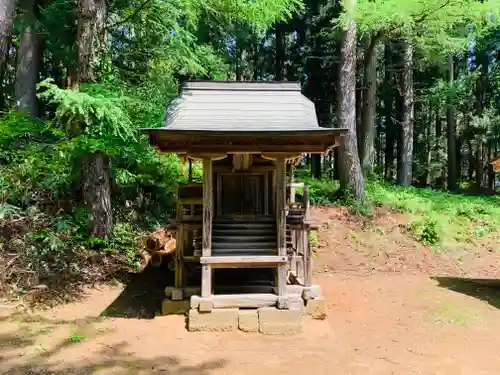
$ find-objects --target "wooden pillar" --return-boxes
[303,184,310,221]
[202,157,213,297]
[175,199,184,289]
[276,157,287,297]
[303,228,312,287]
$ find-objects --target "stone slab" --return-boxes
[161,299,190,315]
[238,309,259,332]
[305,296,327,320]
[302,285,321,300]
[258,307,302,335]
[188,308,239,332]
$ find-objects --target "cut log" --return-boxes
[146,227,176,252]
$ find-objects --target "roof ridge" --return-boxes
[182,80,301,92]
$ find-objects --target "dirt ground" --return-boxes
[2,207,500,375]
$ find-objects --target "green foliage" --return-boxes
[298,176,500,249]
[409,216,442,246]
[37,79,135,141]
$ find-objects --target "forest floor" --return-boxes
[2,206,500,375]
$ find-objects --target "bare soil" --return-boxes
[2,207,500,375]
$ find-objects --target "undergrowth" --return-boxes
[0,111,180,302]
[300,175,500,250]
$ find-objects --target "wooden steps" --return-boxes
[212,217,277,256]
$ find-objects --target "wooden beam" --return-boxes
[275,157,287,298]
[261,152,302,161]
[202,157,213,297]
[200,255,287,265]
[187,153,227,161]
[194,294,278,309]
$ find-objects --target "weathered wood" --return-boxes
[200,255,287,265]
[201,264,211,297]
[261,152,302,161]
[275,157,287,298]
[174,227,183,288]
[187,153,227,161]
[202,157,213,257]
[201,157,213,298]
[304,230,312,287]
[208,294,278,309]
[303,184,310,221]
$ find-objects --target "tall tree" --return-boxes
[359,35,377,174]
[447,55,458,190]
[15,0,42,116]
[0,0,17,84]
[396,40,414,186]
[77,0,112,239]
[337,0,365,201]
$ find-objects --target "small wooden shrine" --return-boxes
[143,81,346,333]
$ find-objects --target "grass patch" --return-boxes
[429,303,482,326]
[68,331,87,344]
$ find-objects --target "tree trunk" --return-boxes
[275,22,284,81]
[15,0,42,116]
[77,0,112,239]
[337,0,365,202]
[396,40,414,186]
[82,153,113,238]
[476,141,483,189]
[311,154,322,179]
[0,0,16,83]
[77,0,106,83]
[446,55,457,190]
[359,36,377,174]
[383,42,395,181]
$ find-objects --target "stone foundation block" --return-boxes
[286,285,304,296]
[198,297,214,312]
[258,307,302,335]
[238,309,259,332]
[302,285,321,300]
[161,299,190,315]
[165,286,200,298]
[188,308,238,332]
[287,294,305,312]
[305,296,327,320]
[190,295,200,309]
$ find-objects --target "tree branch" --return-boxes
[107,0,155,29]
[414,0,452,24]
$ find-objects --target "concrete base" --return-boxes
[305,296,327,320]
[238,309,259,332]
[188,308,239,332]
[258,307,302,335]
[161,299,190,315]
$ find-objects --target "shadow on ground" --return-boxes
[101,261,174,319]
[433,277,500,310]
[1,331,226,375]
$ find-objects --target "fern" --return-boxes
[37,79,135,141]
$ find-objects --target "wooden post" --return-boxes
[304,184,310,221]
[276,157,287,298]
[303,228,312,287]
[289,164,295,203]
[202,157,213,297]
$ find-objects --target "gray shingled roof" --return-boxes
[161,81,326,131]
